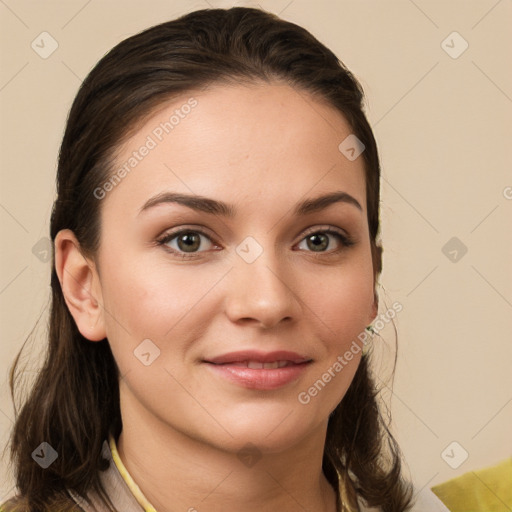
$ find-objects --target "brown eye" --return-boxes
[297,229,354,254]
[174,232,202,252]
[157,229,215,258]
[305,233,329,252]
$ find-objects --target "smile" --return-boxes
[216,360,296,369]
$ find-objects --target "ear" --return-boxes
[54,229,106,342]
[369,243,382,324]
[369,292,378,324]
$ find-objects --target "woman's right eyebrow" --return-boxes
[137,190,362,218]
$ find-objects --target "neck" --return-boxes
[116,390,339,512]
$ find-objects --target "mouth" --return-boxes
[204,350,312,365]
[210,360,301,369]
[203,350,313,390]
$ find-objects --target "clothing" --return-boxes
[431,456,512,511]
[1,434,450,511]
[70,434,450,512]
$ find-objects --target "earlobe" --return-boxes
[54,229,106,342]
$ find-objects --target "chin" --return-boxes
[217,409,326,453]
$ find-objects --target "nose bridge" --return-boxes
[226,234,299,327]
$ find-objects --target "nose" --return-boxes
[224,247,301,329]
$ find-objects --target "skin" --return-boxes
[55,82,378,512]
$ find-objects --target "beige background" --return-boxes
[1,0,511,502]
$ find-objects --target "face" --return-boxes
[90,82,377,453]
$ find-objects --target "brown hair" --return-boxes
[4,7,413,511]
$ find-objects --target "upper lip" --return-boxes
[204,350,312,365]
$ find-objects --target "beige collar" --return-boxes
[68,437,148,511]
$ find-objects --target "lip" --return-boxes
[203,350,313,390]
[205,350,311,365]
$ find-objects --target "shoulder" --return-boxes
[0,493,85,512]
[407,488,451,511]
[0,496,30,512]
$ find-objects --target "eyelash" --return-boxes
[155,226,355,260]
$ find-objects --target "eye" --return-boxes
[156,228,217,259]
[156,226,355,260]
[296,228,355,254]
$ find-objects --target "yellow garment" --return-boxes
[431,457,512,512]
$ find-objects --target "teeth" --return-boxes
[212,360,299,368]
[242,360,290,369]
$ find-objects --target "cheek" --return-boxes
[302,253,375,343]
[297,261,373,414]
[99,253,221,374]
[101,255,197,332]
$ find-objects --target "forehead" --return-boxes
[102,82,367,218]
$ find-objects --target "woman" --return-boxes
[2,7,450,512]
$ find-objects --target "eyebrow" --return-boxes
[138,190,362,217]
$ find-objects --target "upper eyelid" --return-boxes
[157,226,217,244]
[157,225,349,248]
[158,224,348,238]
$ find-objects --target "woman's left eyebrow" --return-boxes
[137,191,362,217]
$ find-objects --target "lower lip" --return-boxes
[204,362,311,390]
